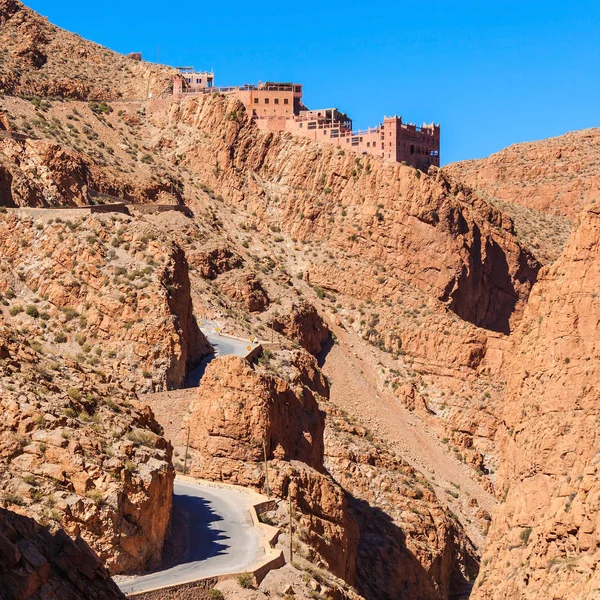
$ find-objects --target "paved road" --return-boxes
[117,480,263,595]
[186,326,257,387]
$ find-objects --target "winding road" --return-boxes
[186,324,258,387]
[116,480,263,595]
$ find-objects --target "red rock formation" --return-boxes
[217,272,270,313]
[0,213,211,391]
[473,205,600,598]
[158,94,539,334]
[0,0,175,100]
[445,129,600,219]
[186,354,324,471]
[0,315,175,575]
[271,302,330,356]
[0,507,125,600]
[193,246,243,280]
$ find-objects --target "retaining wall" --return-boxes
[127,480,284,599]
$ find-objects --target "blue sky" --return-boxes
[25,0,600,165]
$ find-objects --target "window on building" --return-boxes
[299,122,303,128]
[410,144,415,154]
[196,78,202,84]
[366,142,370,147]
[254,98,259,104]
[274,98,279,104]
[284,98,289,104]
[265,98,269,104]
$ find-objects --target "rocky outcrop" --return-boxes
[271,302,330,355]
[0,315,174,575]
[184,351,358,582]
[217,272,270,313]
[324,405,479,600]
[473,205,600,599]
[0,212,210,391]
[162,244,208,387]
[0,136,186,208]
[0,507,125,600]
[186,354,325,473]
[183,349,480,597]
[193,246,243,280]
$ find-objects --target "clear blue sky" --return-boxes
[25,0,600,164]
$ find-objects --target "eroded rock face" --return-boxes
[0,316,174,574]
[271,302,330,356]
[0,136,186,208]
[193,246,243,280]
[184,351,359,581]
[183,349,480,597]
[324,405,479,600]
[186,354,325,471]
[0,507,125,600]
[445,129,600,220]
[158,94,539,334]
[216,271,270,313]
[0,212,210,391]
[473,205,600,599]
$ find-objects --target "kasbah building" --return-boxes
[173,68,440,171]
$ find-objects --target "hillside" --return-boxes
[445,129,600,264]
[1,2,596,599]
[0,0,175,100]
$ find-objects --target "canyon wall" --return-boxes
[0,507,125,600]
[0,314,175,574]
[155,94,540,334]
[473,205,600,599]
[184,350,479,598]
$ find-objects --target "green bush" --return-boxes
[26,305,40,318]
[126,429,155,448]
[520,527,532,545]
[67,387,82,401]
[208,590,224,600]
[236,573,254,589]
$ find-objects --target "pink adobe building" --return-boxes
[173,71,440,170]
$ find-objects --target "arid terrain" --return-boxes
[0,1,599,599]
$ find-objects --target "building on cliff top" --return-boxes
[175,67,214,92]
[173,73,439,170]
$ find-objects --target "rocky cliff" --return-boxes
[184,350,480,598]
[445,129,600,220]
[158,94,540,335]
[0,211,210,391]
[444,130,600,265]
[186,353,326,474]
[473,205,600,599]
[0,314,174,575]
[0,507,125,600]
